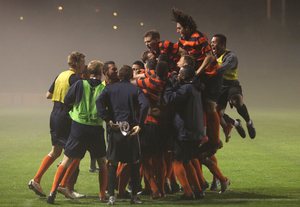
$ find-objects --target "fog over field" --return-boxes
[1,0,299,109]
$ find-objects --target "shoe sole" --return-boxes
[28,182,46,197]
[57,187,75,199]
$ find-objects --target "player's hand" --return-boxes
[109,120,120,131]
[130,125,141,136]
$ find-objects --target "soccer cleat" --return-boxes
[201,180,209,191]
[149,190,161,199]
[70,190,86,198]
[99,197,107,203]
[235,119,246,138]
[194,191,205,199]
[107,196,116,205]
[28,179,46,197]
[180,192,195,200]
[57,185,76,199]
[219,178,231,194]
[89,167,99,173]
[210,180,219,191]
[164,178,172,194]
[223,123,233,143]
[130,196,143,204]
[46,192,56,204]
[171,184,180,194]
[247,120,256,139]
[117,190,131,199]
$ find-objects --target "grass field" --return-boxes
[0,106,299,207]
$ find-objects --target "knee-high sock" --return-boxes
[90,158,97,169]
[142,157,158,192]
[206,111,220,145]
[223,114,235,125]
[170,168,178,185]
[99,169,108,198]
[184,162,202,193]
[34,154,55,183]
[117,163,131,195]
[153,157,166,193]
[50,165,67,193]
[130,162,140,196]
[191,158,206,186]
[107,164,118,196]
[164,151,173,180]
[208,156,226,182]
[209,155,218,181]
[60,158,80,188]
[173,162,192,196]
[67,166,79,191]
[237,104,250,122]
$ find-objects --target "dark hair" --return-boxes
[182,55,196,69]
[146,58,157,71]
[182,65,195,81]
[141,50,153,63]
[118,65,133,80]
[103,61,115,74]
[213,34,227,48]
[132,60,144,69]
[171,8,197,31]
[143,30,160,40]
[155,61,168,80]
[158,53,170,67]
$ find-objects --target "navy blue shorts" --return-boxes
[50,114,72,148]
[140,123,170,158]
[64,121,106,160]
[173,140,201,162]
[200,73,223,102]
[198,140,223,158]
[217,80,243,108]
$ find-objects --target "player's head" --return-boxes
[172,8,197,39]
[211,34,227,56]
[178,65,195,85]
[68,51,86,75]
[155,61,169,80]
[158,53,170,66]
[87,60,103,79]
[145,58,157,72]
[103,61,118,81]
[143,30,160,52]
[81,65,90,80]
[177,54,196,69]
[118,65,133,81]
[141,50,155,63]
[132,60,144,73]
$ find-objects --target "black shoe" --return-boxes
[117,190,131,199]
[235,119,246,138]
[180,192,195,200]
[139,189,152,195]
[247,120,256,139]
[99,197,107,203]
[194,191,205,199]
[130,196,142,204]
[201,181,209,191]
[171,184,180,194]
[46,192,56,204]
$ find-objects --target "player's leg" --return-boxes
[97,156,108,202]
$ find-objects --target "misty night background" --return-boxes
[0,0,299,109]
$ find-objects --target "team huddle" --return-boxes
[28,8,256,205]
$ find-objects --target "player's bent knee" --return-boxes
[97,157,107,169]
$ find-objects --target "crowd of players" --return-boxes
[28,8,256,205]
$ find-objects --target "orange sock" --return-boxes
[173,162,192,196]
[143,175,151,191]
[34,154,55,183]
[117,164,131,195]
[99,169,108,198]
[184,162,202,193]
[208,162,226,183]
[153,157,166,193]
[191,158,206,186]
[164,151,173,180]
[50,165,66,193]
[60,158,80,188]
[206,111,220,145]
[142,158,158,192]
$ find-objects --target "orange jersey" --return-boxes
[178,31,219,76]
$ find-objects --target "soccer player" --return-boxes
[211,34,256,141]
[46,60,107,204]
[131,61,171,198]
[143,29,187,72]
[28,51,85,198]
[164,65,205,200]
[96,65,149,205]
[102,61,119,86]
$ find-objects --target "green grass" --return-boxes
[0,107,299,206]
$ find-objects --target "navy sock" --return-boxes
[108,164,118,196]
[237,104,250,122]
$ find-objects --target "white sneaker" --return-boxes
[70,190,86,198]
[57,185,76,199]
[107,196,116,205]
[28,179,46,197]
[219,178,231,194]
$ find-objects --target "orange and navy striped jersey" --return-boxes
[144,70,171,79]
[136,77,167,124]
[178,31,219,76]
[158,40,180,72]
